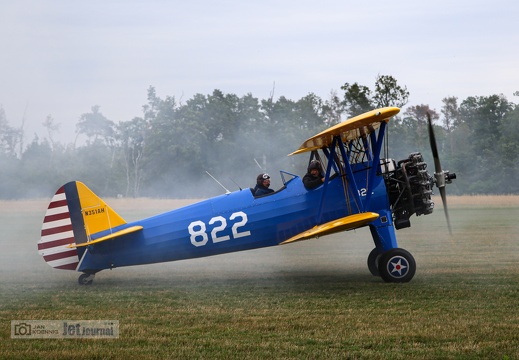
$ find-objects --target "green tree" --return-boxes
[340,82,373,117]
[321,90,345,126]
[0,106,22,157]
[441,97,459,155]
[458,94,513,193]
[403,104,440,151]
[116,117,148,197]
[373,74,409,108]
[498,103,519,193]
[19,137,60,198]
[441,96,459,132]
[340,75,409,118]
[259,94,328,176]
[459,94,511,151]
[6,82,519,198]
[0,107,24,197]
[76,105,115,146]
[42,115,60,151]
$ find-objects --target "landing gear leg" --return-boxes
[368,212,398,252]
[368,214,396,278]
[368,212,416,282]
[78,273,95,285]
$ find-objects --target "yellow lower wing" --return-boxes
[67,225,143,248]
[281,212,379,245]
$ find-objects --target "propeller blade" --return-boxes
[439,187,452,235]
[427,112,442,174]
[427,112,452,235]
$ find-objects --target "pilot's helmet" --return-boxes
[308,160,322,173]
[256,173,270,185]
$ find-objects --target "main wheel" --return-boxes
[367,248,382,276]
[378,248,416,283]
[78,273,95,285]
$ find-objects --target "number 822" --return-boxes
[188,211,251,247]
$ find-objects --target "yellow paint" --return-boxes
[68,225,143,248]
[289,107,400,156]
[76,181,127,237]
[280,212,379,245]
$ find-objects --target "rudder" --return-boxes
[38,181,126,270]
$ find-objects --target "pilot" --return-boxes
[303,160,325,190]
[254,173,274,196]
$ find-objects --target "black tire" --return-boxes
[367,248,382,276]
[379,248,416,283]
[78,273,94,285]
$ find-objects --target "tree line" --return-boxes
[1,75,518,199]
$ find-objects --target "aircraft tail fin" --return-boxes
[38,181,126,270]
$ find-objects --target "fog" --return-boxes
[3,196,519,304]
[2,0,519,296]
[0,198,376,294]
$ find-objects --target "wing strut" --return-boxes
[365,121,387,206]
[337,135,364,213]
[316,137,339,223]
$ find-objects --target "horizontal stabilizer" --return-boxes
[281,212,379,245]
[67,225,143,248]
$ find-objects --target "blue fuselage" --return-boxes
[78,170,391,272]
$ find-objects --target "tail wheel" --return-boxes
[367,248,382,276]
[379,248,416,283]
[78,273,95,285]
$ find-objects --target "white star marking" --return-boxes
[390,258,407,276]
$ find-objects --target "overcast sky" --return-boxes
[1,0,518,143]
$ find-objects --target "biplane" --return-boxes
[38,107,456,284]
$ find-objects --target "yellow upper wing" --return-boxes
[289,107,400,156]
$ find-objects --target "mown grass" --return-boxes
[1,196,518,359]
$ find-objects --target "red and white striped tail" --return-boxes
[38,186,79,270]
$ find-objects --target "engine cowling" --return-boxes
[381,153,435,229]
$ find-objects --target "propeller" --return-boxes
[427,112,456,234]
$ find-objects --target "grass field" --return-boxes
[1,196,519,359]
